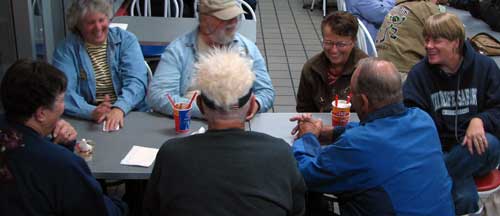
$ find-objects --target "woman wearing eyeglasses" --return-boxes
[296,11,368,113]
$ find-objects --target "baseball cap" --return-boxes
[199,0,245,20]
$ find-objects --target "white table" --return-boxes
[65,112,208,179]
[111,16,257,46]
[249,113,360,145]
[67,112,358,179]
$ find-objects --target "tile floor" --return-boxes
[254,0,334,112]
[255,1,500,113]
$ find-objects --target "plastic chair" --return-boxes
[164,0,180,17]
[239,0,256,20]
[144,60,153,86]
[310,0,328,17]
[336,0,346,11]
[130,0,180,17]
[356,18,378,57]
[130,0,144,16]
[471,169,500,215]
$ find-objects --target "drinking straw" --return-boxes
[166,93,176,109]
[335,94,338,107]
[347,92,352,104]
[187,91,198,108]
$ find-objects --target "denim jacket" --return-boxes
[52,27,148,120]
[147,28,275,118]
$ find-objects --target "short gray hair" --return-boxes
[66,0,113,34]
[353,58,402,107]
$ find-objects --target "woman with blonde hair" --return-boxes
[404,12,500,215]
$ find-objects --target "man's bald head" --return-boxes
[351,58,402,109]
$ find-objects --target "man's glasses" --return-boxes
[322,40,353,49]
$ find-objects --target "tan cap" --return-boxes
[199,0,245,20]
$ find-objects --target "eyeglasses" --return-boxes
[322,40,353,49]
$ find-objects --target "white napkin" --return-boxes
[102,121,120,132]
[120,145,159,167]
[109,23,128,30]
[190,126,206,135]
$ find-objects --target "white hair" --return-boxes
[194,47,255,111]
[66,0,113,34]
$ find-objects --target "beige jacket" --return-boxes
[376,0,440,74]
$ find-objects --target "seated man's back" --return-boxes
[145,130,305,215]
[292,58,454,215]
[332,107,452,214]
[143,48,306,216]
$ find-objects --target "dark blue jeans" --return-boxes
[444,133,500,215]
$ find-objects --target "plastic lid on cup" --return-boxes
[332,99,351,108]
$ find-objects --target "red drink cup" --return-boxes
[331,100,351,127]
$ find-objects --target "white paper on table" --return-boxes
[109,23,128,30]
[190,126,206,135]
[120,145,159,167]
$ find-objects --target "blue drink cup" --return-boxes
[173,103,191,133]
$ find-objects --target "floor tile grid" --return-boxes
[256,0,326,112]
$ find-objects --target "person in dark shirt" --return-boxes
[403,13,500,215]
[143,48,307,216]
[0,59,126,216]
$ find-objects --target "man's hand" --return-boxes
[104,108,124,132]
[462,117,488,155]
[91,95,112,123]
[52,119,77,144]
[290,113,323,139]
[245,100,260,121]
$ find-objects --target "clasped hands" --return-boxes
[289,113,334,143]
[91,95,124,132]
[52,119,77,145]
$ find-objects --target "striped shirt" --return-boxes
[85,42,117,104]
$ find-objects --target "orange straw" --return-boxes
[166,93,176,109]
[335,94,338,107]
[187,91,198,108]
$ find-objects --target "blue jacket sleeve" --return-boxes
[293,132,374,193]
[112,32,148,114]
[52,42,96,120]
[146,44,203,118]
[246,42,275,113]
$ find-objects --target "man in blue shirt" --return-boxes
[147,0,274,119]
[291,58,454,215]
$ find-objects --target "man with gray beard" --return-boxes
[147,0,274,119]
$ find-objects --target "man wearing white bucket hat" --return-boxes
[147,0,274,119]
